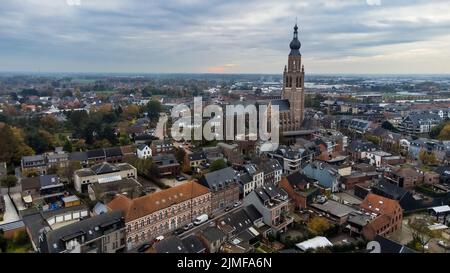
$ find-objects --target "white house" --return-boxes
[137,144,152,159]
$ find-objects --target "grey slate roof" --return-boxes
[69,151,88,161]
[154,236,187,253]
[86,149,106,159]
[181,235,206,253]
[199,167,237,189]
[40,210,124,253]
[201,226,226,242]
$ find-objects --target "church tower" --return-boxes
[282,24,305,130]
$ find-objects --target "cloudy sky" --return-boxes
[1,0,450,74]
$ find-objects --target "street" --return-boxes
[128,203,243,253]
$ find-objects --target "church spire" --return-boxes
[289,23,301,56]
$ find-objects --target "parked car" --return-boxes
[137,243,151,253]
[184,223,194,230]
[193,214,209,225]
[233,201,241,208]
[173,229,184,235]
[224,206,232,212]
[176,176,187,181]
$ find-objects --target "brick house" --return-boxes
[383,167,424,190]
[359,193,403,240]
[279,172,319,210]
[198,167,240,213]
[152,154,181,177]
[107,181,211,250]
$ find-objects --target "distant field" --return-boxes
[70,78,99,84]
[93,90,117,94]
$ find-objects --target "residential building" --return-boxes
[151,235,206,253]
[243,186,293,235]
[238,164,264,196]
[21,174,65,207]
[347,140,378,161]
[398,112,442,135]
[216,205,264,252]
[150,139,174,155]
[153,153,181,176]
[345,118,371,134]
[258,159,283,185]
[365,151,392,167]
[217,142,244,166]
[199,226,227,253]
[186,152,207,168]
[198,167,240,212]
[107,181,211,250]
[136,144,152,159]
[358,193,403,240]
[38,211,126,253]
[279,172,319,210]
[302,161,350,192]
[266,145,315,175]
[383,166,423,190]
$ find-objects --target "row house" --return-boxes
[258,159,283,186]
[38,211,125,253]
[243,186,293,235]
[237,164,264,197]
[198,167,240,212]
[107,181,211,250]
[150,139,174,155]
[347,140,378,161]
[279,172,320,210]
[21,147,69,175]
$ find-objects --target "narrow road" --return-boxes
[128,203,243,253]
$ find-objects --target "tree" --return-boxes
[175,147,186,164]
[40,115,59,132]
[122,104,140,120]
[57,161,81,183]
[365,134,381,146]
[63,140,73,153]
[0,230,7,253]
[0,124,34,165]
[419,150,438,165]
[307,216,331,236]
[74,139,87,151]
[408,219,439,253]
[437,123,450,140]
[209,158,227,172]
[0,175,18,194]
[146,100,163,123]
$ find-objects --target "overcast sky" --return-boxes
[1,0,450,74]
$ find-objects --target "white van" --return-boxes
[193,214,209,225]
